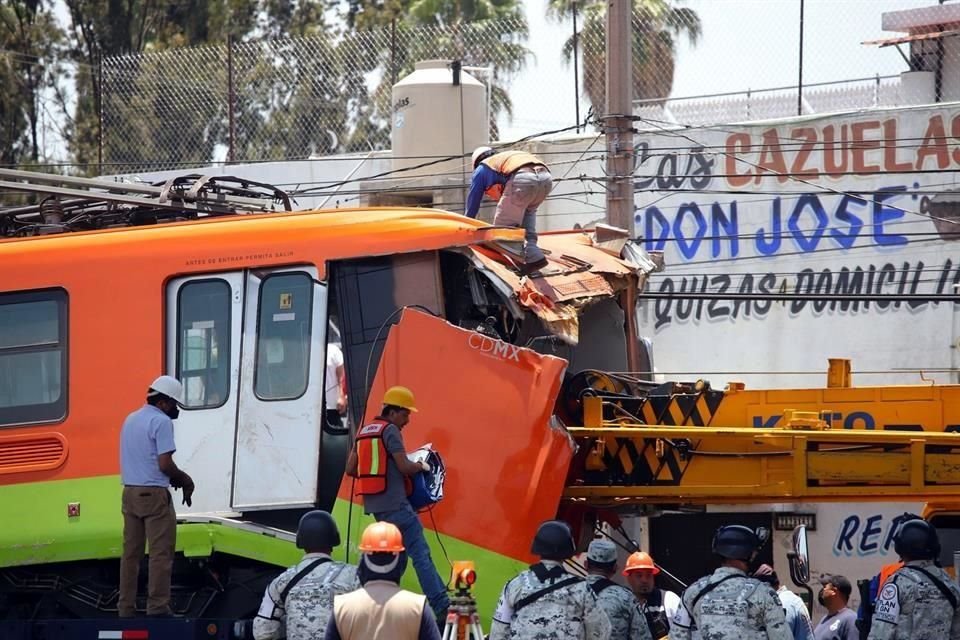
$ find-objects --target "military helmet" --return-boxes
[712,524,765,561]
[894,517,940,560]
[295,510,341,550]
[531,520,576,560]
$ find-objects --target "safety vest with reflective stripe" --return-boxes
[481,151,545,200]
[355,419,390,495]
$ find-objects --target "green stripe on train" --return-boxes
[0,475,522,624]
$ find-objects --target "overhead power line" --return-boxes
[292,119,596,196]
[640,292,959,302]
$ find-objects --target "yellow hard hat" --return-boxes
[383,386,418,412]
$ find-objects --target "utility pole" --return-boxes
[797,0,805,116]
[605,0,634,233]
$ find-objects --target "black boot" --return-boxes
[521,257,549,275]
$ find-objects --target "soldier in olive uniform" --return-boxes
[867,517,960,640]
[489,520,611,640]
[584,539,652,640]
[672,524,792,640]
[254,511,360,640]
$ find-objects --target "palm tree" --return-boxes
[549,0,701,116]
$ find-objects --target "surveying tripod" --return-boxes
[442,563,485,640]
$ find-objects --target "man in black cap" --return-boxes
[814,575,857,640]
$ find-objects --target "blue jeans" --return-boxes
[375,503,450,617]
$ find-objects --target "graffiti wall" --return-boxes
[630,104,960,388]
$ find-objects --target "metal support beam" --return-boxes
[0,168,289,215]
[604,0,633,233]
[564,425,960,503]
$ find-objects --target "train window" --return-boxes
[0,289,67,426]
[254,272,313,400]
[176,280,232,409]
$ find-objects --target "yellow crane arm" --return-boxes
[561,373,960,506]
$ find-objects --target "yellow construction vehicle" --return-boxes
[559,359,960,508]
[553,357,960,619]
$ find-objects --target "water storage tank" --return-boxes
[391,60,489,179]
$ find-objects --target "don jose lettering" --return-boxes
[640,188,911,260]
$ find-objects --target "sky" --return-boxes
[499,0,941,140]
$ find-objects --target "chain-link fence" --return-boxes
[101,18,533,173]
[94,0,959,173]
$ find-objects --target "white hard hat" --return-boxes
[148,375,184,405]
[471,146,493,169]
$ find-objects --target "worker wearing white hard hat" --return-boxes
[147,374,185,405]
[118,375,194,618]
[465,145,553,275]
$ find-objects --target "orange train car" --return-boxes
[0,190,657,623]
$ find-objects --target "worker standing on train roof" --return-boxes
[465,146,553,274]
[118,375,194,618]
[344,386,450,622]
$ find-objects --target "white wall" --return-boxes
[534,105,960,389]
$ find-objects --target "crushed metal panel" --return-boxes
[550,274,612,298]
[472,232,633,304]
[464,231,661,344]
[344,308,574,563]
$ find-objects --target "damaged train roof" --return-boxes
[472,228,663,343]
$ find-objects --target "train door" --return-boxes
[165,274,243,515]
[232,267,327,510]
[165,266,328,514]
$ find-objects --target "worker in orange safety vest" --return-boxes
[345,386,450,622]
[465,146,553,274]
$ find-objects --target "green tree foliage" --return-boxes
[0,0,64,167]
[8,0,532,171]
[61,0,332,172]
[548,0,700,115]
